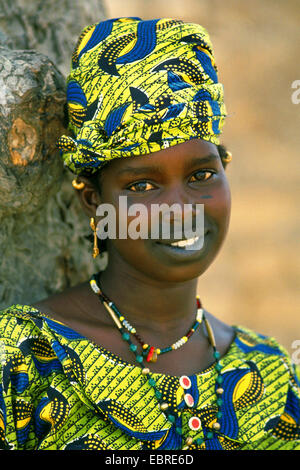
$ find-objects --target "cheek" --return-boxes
[204,180,231,226]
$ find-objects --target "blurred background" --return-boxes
[106,0,300,351]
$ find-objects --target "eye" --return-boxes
[126,180,155,192]
[189,170,215,183]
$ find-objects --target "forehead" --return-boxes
[101,139,219,178]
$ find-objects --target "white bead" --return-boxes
[90,282,100,294]
[196,308,203,322]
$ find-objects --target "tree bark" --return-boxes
[0,0,107,77]
[0,1,108,309]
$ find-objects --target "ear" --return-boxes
[72,176,102,219]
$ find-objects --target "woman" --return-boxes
[0,17,299,451]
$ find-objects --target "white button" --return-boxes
[179,375,191,389]
[188,416,201,431]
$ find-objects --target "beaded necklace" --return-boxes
[89,273,224,450]
[90,274,203,363]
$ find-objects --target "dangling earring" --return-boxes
[90,217,100,258]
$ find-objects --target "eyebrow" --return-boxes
[116,153,219,177]
[185,154,219,167]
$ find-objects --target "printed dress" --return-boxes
[0,304,299,450]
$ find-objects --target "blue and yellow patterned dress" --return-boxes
[0,304,299,450]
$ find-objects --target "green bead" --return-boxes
[129,344,137,352]
[213,350,220,359]
[196,438,204,446]
[207,431,214,439]
[217,411,223,419]
[175,427,183,435]
[136,355,143,363]
[155,390,162,399]
[215,363,222,372]
[216,375,223,384]
[217,398,223,407]
[122,332,130,341]
[167,414,176,423]
[148,378,156,387]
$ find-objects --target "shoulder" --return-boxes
[0,304,64,411]
[231,324,300,398]
[0,303,65,367]
[233,324,294,359]
[0,303,84,374]
[219,325,300,449]
[0,303,45,342]
[0,303,88,401]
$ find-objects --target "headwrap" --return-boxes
[57,17,227,176]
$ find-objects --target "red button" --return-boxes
[179,375,191,389]
[188,416,201,431]
[184,393,194,407]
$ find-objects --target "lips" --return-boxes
[153,231,209,256]
[156,236,200,248]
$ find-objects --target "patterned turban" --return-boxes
[57,17,227,176]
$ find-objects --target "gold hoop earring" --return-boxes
[222,151,233,164]
[72,178,85,190]
[90,217,100,258]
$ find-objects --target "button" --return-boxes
[188,416,201,431]
[184,393,194,407]
[179,375,191,389]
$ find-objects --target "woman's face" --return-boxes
[90,138,231,283]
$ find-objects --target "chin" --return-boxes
[149,250,221,283]
[120,236,223,284]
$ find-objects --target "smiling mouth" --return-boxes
[155,235,205,250]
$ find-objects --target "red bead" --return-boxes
[146,346,155,362]
[179,375,191,389]
[196,297,201,309]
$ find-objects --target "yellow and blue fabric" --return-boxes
[57,17,227,176]
[0,304,300,450]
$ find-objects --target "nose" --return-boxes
[161,184,200,223]
[153,184,204,239]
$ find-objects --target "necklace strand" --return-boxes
[89,273,224,450]
[90,274,203,362]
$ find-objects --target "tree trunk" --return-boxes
[0,1,108,309]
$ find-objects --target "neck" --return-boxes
[98,255,200,337]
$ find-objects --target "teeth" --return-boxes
[170,237,199,247]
